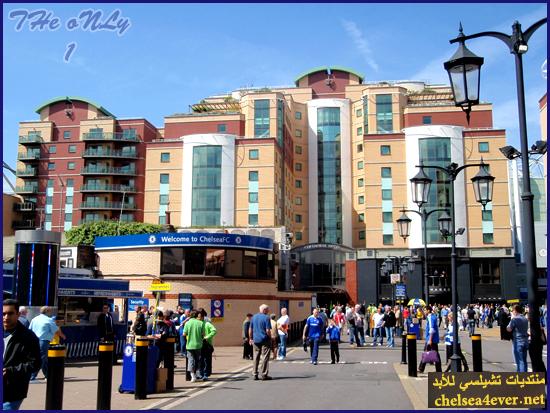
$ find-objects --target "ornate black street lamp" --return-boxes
[444,17,547,373]
[411,161,494,372]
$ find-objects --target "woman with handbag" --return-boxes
[418,306,442,373]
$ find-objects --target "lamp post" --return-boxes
[444,17,547,373]
[410,162,494,372]
[397,205,448,306]
[382,256,415,306]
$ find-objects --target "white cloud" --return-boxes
[341,19,379,73]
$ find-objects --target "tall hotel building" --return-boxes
[14,67,517,305]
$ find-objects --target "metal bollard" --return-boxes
[407,334,417,377]
[471,334,483,372]
[165,337,176,391]
[401,333,407,364]
[135,338,149,400]
[45,344,66,410]
[97,341,114,410]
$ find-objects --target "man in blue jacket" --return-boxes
[418,306,442,373]
[303,308,325,365]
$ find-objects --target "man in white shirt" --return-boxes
[276,308,290,360]
[371,307,385,346]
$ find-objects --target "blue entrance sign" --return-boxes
[395,283,407,298]
[94,232,274,252]
[178,293,192,310]
[128,298,149,312]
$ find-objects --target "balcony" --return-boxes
[80,184,137,193]
[82,148,138,159]
[16,167,38,177]
[13,202,36,212]
[82,132,140,142]
[12,220,36,230]
[81,166,136,176]
[17,152,40,161]
[79,216,135,225]
[80,201,137,210]
[19,135,43,145]
[15,186,38,194]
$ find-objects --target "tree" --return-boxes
[65,222,164,246]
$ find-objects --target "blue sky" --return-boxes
[3,3,547,175]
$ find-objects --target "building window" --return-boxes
[295,162,302,171]
[65,196,73,204]
[277,100,284,146]
[382,189,392,200]
[357,161,364,170]
[380,145,391,155]
[249,149,259,160]
[49,146,56,154]
[383,234,394,245]
[248,192,258,203]
[295,129,302,137]
[295,214,302,223]
[376,94,393,133]
[45,214,52,222]
[381,167,392,178]
[483,233,494,244]
[359,230,365,240]
[217,124,227,133]
[383,212,393,222]
[295,111,302,120]
[48,162,55,170]
[46,196,53,204]
[422,116,432,125]
[357,143,363,153]
[63,131,71,139]
[254,99,270,138]
[47,179,54,188]
[64,213,72,222]
[358,195,365,204]
[160,173,169,184]
[473,259,500,284]
[66,179,74,187]
[191,146,222,226]
[358,213,365,222]
[295,232,303,241]
[159,194,169,204]
[249,171,258,182]
[478,142,489,153]
[295,179,302,188]
[249,214,258,225]
[159,216,167,224]
[357,126,363,136]
[295,145,302,154]
[358,178,364,187]
[68,145,76,153]
[161,153,170,163]
[356,108,363,117]
[482,210,493,221]
[67,162,75,170]
[295,197,302,205]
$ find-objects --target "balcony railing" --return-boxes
[80,184,137,192]
[13,202,36,212]
[82,148,138,158]
[82,132,140,142]
[15,186,38,194]
[16,168,38,177]
[12,220,36,229]
[81,166,136,175]
[19,135,43,145]
[17,152,40,161]
[80,201,137,210]
[79,216,135,225]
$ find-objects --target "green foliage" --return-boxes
[65,222,164,246]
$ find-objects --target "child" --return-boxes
[326,319,341,364]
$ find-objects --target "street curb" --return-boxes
[393,362,428,410]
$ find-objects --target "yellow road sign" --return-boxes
[149,283,171,292]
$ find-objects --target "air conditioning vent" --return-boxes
[366,250,374,257]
